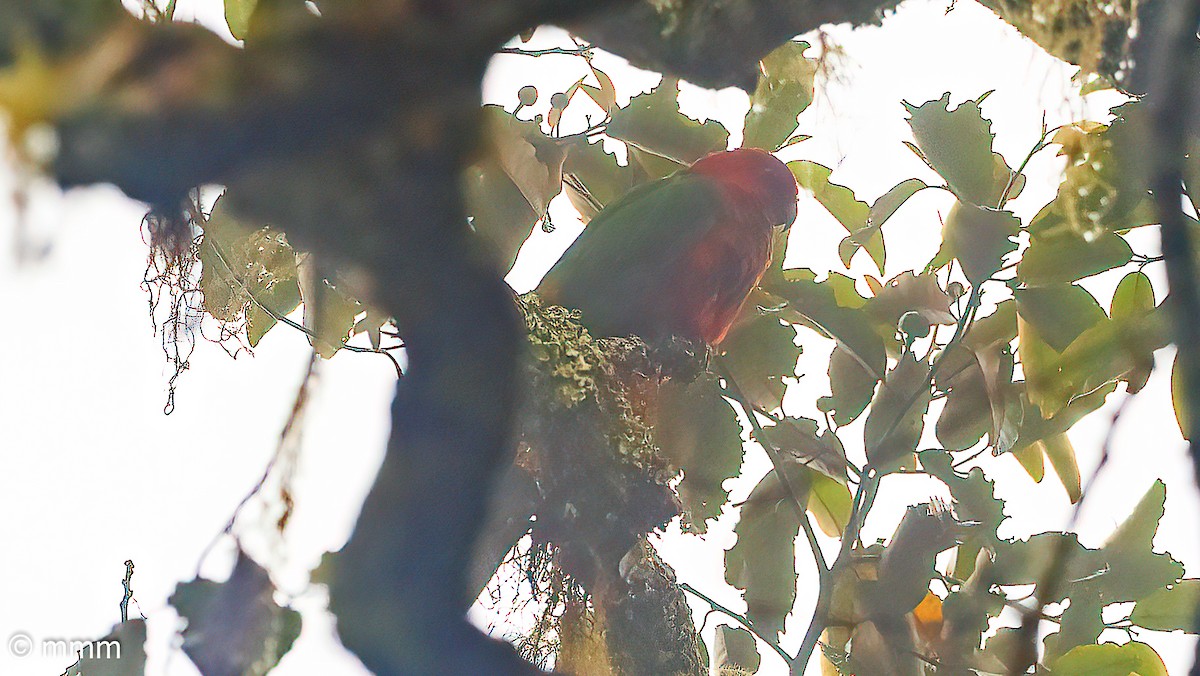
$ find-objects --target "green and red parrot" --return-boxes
[538,147,799,345]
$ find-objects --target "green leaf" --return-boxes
[1040,432,1081,503]
[1017,282,1164,415]
[199,197,301,344]
[753,413,849,480]
[1012,382,1116,452]
[870,503,960,617]
[607,78,729,166]
[764,268,886,385]
[1017,230,1133,286]
[864,271,955,348]
[1031,119,1151,237]
[1015,284,1106,352]
[743,41,816,151]
[919,450,1006,579]
[837,179,930,274]
[1051,641,1167,676]
[1111,270,1156,322]
[937,201,1019,285]
[224,0,259,40]
[864,354,932,473]
[1010,442,1045,481]
[62,620,146,676]
[1173,352,1192,440]
[726,470,803,639]
[1101,479,1184,601]
[304,277,362,359]
[1131,580,1200,632]
[904,93,1021,207]
[714,625,762,672]
[757,415,849,483]
[720,311,800,412]
[788,160,884,273]
[467,106,567,272]
[870,178,930,229]
[819,344,878,426]
[989,532,1093,586]
[934,346,995,451]
[561,136,645,222]
[171,551,302,676]
[936,302,1019,452]
[1045,593,1105,659]
[656,375,746,533]
[806,468,853,536]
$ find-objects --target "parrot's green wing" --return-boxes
[538,171,728,340]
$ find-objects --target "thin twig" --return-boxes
[201,224,404,377]
[679,582,794,665]
[497,45,594,58]
[792,471,880,674]
[195,352,319,575]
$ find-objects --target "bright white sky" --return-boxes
[1,1,1197,674]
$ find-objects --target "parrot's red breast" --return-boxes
[539,148,798,345]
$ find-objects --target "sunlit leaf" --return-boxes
[1040,432,1081,503]
[743,41,816,152]
[1051,641,1167,676]
[1173,352,1192,440]
[199,196,301,346]
[1111,270,1156,321]
[580,61,617,113]
[224,0,259,40]
[1010,442,1045,482]
[1131,580,1200,633]
[1016,284,1106,353]
[303,276,362,359]
[806,469,853,536]
[1032,117,1152,238]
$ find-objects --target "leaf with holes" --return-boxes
[721,310,800,412]
[726,469,804,640]
[656,374,746,533]
[904,93,1021,207]
[607,78,728,168]
[743,41,816,151]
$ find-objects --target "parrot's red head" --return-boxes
[690,148,799,230]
